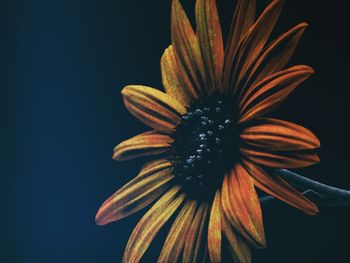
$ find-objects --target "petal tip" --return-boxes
[95,196,116,226]
[315,154,320,163]
[300,65,315,75]
[299,22,309,28]
[121,85,129,95]
[308,204,320,216]
[270,0,285,10]
[112,154,119,161]
[314,136,321,148]
[307,66,315,74]
[95,209,107,226]
[95,209,105,226]
[112,147,121,161]
[171,0,181,13]
[253,233,267,249]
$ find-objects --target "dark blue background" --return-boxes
[2,0,350,262]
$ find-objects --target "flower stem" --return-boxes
[260,169,350,207]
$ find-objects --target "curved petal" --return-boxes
[113,131,173,161]
[95,159,173,225]
[122,85,187,132]
[122,186,184,263]
[222,212,251,263]
[228,0,284,94]
[196,0,224,91]
[183,202,209,263]
[240,118,320,151]
[221,164,266,248]
[240,148,320,169]
[208,189,222,263]
[172,0,207,96]
[158,200,197,262]
[244,23,309,91]
[161,46,192,106]
[222,0,256,92]
[239,65,314,123]
[242,159,319,215]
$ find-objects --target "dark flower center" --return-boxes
[170,93,239,199]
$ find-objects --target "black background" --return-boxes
[1,0,350,262]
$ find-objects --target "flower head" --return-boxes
[96,0,320,262]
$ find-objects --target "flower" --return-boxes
[95,0,321,262]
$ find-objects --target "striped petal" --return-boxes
[196,0,224,91]
[122,85,187,132]
[240,148,320,169]
[172,0,207,96]
[158,200,197,262]
[95,159,173,225]
[242,159,319,215]
[222,212,251,263]
[228,0,284,94]
[221,164,265,248]
[183,203,209,263]
[243,23,309,91]
[208,189,222,263]
[223,0,256,92]
[240,118,320,151]
[239,65,314,123]
[123,186,184,263]
[113,131,173,161]
[161,46,192,106]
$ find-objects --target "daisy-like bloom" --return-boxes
[96,0,321,262]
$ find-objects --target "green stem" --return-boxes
[260,169,350,207]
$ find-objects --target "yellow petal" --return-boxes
[161,46,193,106]
[239,65,314,123]
[123,186,184,263]
[242,159,319,215]
[222,212,251,263]
[229,0,284,94]
[240,118,320,151]
[158,200,197,262]
[223,0,256,92]
[240,148,320,169]
[95,159,173,225]
[208,189,222,263]
[171,0,208,96]
[122,85,186,132]
[182,202,209,263]
[244,23,309,91]
[196,0,224,91]
[113,131,173,161]
[221,165,266,248]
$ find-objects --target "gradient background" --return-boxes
[2,0,350,262]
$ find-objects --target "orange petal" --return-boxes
[208,189,222,263]
[158,200,197,262]
[171,0,207,96]
[229,0,284,94]
[240,118,320,151]
[183,202,209,263]
[244,23,309,91]
[242,159,319,215]
[239,65,314,123]
[222,0,256,92]
[222,212,251,263]
[195,0,224,91]
[221,165,266,248]
[113,131,173,161]
[122,186,184,263]
[240,148,320,169]
[95,159,174,225]
[161,46,192,106]
[122,85,187,132]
